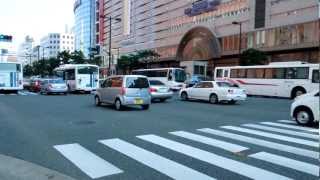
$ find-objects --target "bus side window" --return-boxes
[224,70,229,78]
[312,70,319,83]
[216,69,223,78]
[168,70,172,81]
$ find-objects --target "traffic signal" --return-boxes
[0,34,13,42]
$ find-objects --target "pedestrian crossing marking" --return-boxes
[250,152,319,176]
[242,124,318,140]
[221,126,318,148]
[261,122,318,133]
[278,120,297,124]
[198,128,318,159]
[54,143,123,179]
[137,134,292,180]
[99,139,215,180]
[170,131,249,153]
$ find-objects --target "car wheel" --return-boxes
[181,92,188,101]
[95,96,101,106]
[228,100,237,105]
[209,94,218,104]
[294,107,314,126]
[142,104,150,110]
[115,99,122,111]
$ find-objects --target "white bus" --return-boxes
[0,62,23,93]
[214,61,319,98]
[132,68,187,90]
[54,64,99,93]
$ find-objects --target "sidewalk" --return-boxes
[0,154,76,180]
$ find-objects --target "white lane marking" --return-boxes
[99,139,215,180]
[261,122,318,133]
[54,143,123,179]
[243,124,318,140]
[137,135,292,180]
[198,128,318,159]
[278,120,296,124]
[250,152,319,176]
[221,126,318,148]
[170,131,249,153]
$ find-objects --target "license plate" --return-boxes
[159,88,167,93]
[134,99,144,104]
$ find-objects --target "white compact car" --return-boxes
[179,81,247,104]
[291,91,319,126]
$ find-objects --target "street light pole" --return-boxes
[108,16,112,75]
[232,21,242,60]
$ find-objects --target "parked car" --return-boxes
[184,75,210,88]
[29,78,42,92]
[180,81,247,104]
[23,78,31,90]
[95,75,151,110]
[290,91,319,126]
[40,79,68,95]
[149,80,173,102]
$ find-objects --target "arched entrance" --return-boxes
[176,27,221,61]
[176,27,221,77]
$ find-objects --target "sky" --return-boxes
[0,0,75,49]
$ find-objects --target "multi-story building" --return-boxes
[101,0,319,76]
[74,0,96,58]
[40,33,75,59]
[17,36,34,64]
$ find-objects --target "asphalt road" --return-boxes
[0,93,318,180]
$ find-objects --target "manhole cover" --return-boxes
[71,120,96,125]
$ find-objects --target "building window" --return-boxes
[255,0,266,28]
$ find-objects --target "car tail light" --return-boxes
[228,89,234,94]
[120,87,126,95]
[149,88,157,93]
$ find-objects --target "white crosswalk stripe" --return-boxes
[221,126,318,148]
[261,122,318,133]
[137,134,292,180]
[169,131,249,153]
[242,124,319,140]
[99,139,215,180]
[277,120,297,124]
[198,128,318,159]
[250,152,319,176]
[54,144,123,179]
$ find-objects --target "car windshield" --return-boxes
[149,80,165,86]
[126,77,149,88]
[174,69,186,82]
[49,79,65,84]
[216,82,238,87]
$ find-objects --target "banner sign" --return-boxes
[185,0,221,17]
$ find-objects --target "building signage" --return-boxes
[185,0,221,17]
[74,0,81,12]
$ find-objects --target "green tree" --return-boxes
[71,50,86,64]
[47,58,61,75]
[240,48,267,66]
[23,64,33,77]
[57,50,72,64]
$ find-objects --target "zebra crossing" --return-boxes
[0,91,38,96]
[54,120,319,179]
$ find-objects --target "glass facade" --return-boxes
[74,0,95,58]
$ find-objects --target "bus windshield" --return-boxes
[174,69,186,82]
[0,64,21,72]
[77,66,98,74]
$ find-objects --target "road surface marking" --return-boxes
[250,152,319,176]
[54,143,123,179]
[170,131,249,153]
[221,126,318,148]
[242,124,318,140]
[261,122,318,133]
[137,135,292,180]
[198,128,318,159]
[99,138,215,180]
[278,120,296,124]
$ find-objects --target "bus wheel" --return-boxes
[291,87,306,99]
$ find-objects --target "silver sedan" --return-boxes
[149,80,173,102]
